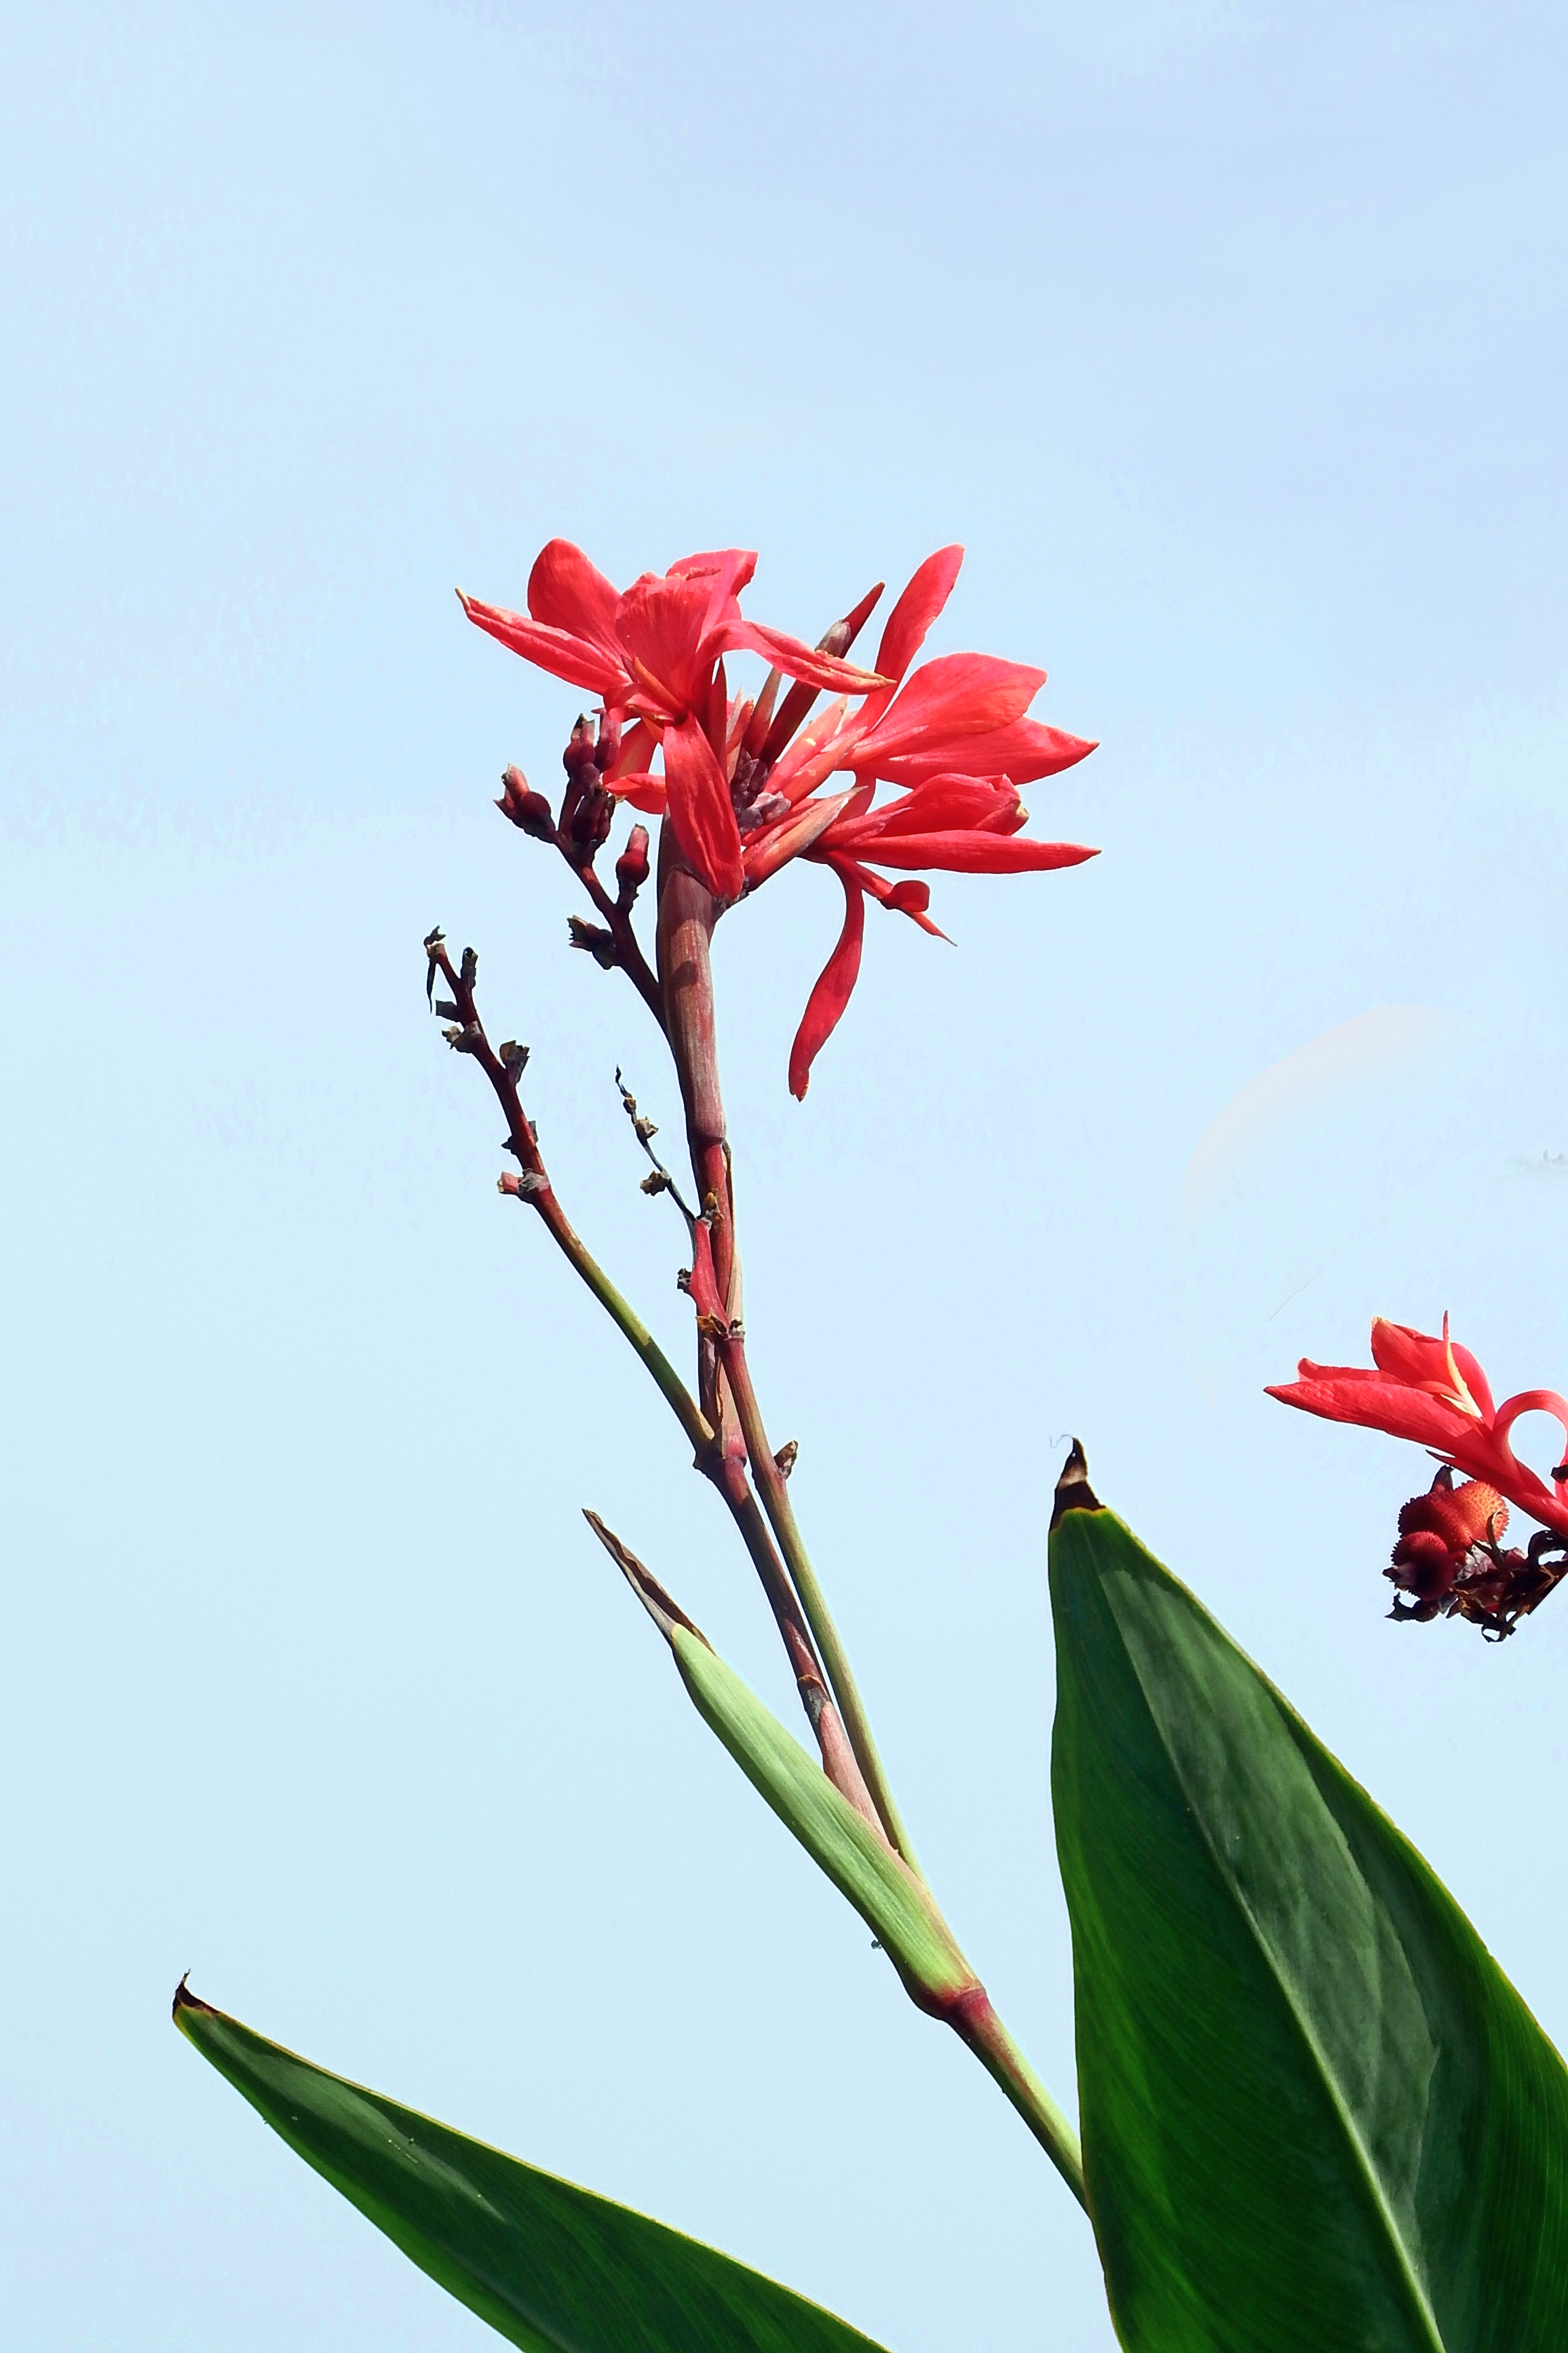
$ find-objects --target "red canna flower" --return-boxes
[1267,1315,1568,1542]
[462,538,1097,1094]
[459,542,887,903]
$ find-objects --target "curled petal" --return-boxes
[827,856,948,938]
[661,715,744,901]
[788,865,866,1100]
[458,592,624,698]
[851,776,1024,838]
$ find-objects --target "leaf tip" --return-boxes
[172,1971,214,2030]
[1050,1439,1103,1529]
[581,1509,712,1650]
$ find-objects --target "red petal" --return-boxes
[830,831,1097,874]
[662,714,744,901]
[458,592,625,698]
[1369,1317,1496,1418]
[742,784,873,887]
[868,547,964,694]
[605,718,660,784]
[874,719,1097,789]
[526,541,623,662]
[1265,1377,1470,1452]
[858,654,1047,762]
[615,573,716,717]
[827,855,948,937]
[850,776,1022,838]
[670,548,759,611]
[607,772,669,815]
[725,619,888,696]
[788,865,866,1100]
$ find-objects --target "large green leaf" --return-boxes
[1050,1485,1568,2353]
[174,1983,890,2353]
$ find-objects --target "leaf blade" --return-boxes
[1050,1500,1568,2353]
[174,1984,892,2353]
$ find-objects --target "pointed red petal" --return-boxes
[662,714,744,901]
[724,620,887,695]
[526,541,623,660]
[458,591,625,697]
[870,547,964,691]
[831,831,1097,874]
[788,865,866,1100]
[873,719,1097,788]
[1265,1376,1470,1451]
[858,654,1046,762]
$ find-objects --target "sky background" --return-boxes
[5,3,1568,2347]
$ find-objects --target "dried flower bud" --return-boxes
[567,916,617,971]
[499,1040,530,1080]
[640,1170,671,1197]
[497,766,556,840]
[615,823,651,907]
[562,716,599,780]
[773,1439,799,1480]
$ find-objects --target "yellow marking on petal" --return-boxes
[1441,1311,1483,1418]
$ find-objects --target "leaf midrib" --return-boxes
[1107,1579,1449,2353]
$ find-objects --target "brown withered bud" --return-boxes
[496,765,556,840]
[773,1439,799,1480]
[615,823,651,908]
[568,915,617,971]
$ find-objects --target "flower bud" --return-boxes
[615,823,651,907]
[593,709,624,772]
[496,765,556,840]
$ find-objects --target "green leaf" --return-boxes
[174,1983,890,2353]
[1050,1493,1568,2352]
[668,1624,975,2017]
[583,1507,977,2021]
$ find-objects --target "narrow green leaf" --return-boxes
[668,1625,974,2016]
[1050,1495,1568,2352]
[174,1984,890,2353]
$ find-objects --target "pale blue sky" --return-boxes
[5,5,1568,2349]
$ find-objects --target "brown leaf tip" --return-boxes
[171,1971,215,2025]
[1050,1438,1103,1529]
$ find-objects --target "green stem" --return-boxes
[721,1332,921,1877]
[532,1194,713,1461]
[949,1988,1087,2208]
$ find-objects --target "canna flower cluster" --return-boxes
[1269,1317,1568,1634]
[461,540,1096,1095]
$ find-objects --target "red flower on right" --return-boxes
[1268,1317,1568,1634]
